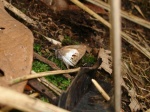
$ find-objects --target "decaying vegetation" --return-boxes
[0,0,149,111]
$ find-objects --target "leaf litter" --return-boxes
[2,0,150,111]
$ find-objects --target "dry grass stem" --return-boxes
[86,0,150,29]
[33,30,62,47]
[0,86,69,112]
[10,67,80,85]
[0,92,39,112]
[70,0,111,28]
[2,0,149,59]
[71,0,150,60]
[121,32,150,59]
[91,79,110,101]
[37,77,62,96]
[110,0,121,111]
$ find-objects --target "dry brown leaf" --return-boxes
[121,77,141,111]
[121,63,141,112]
[0,1,33,92]
[98,48,112,74]
[128,88,141,112]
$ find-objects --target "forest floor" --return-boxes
[4,0,150,111]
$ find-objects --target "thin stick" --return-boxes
[121,32,150,59]
[33,30,62,47]
[70,0,111,28]
[1,0,37,28]
[110,0,121,111]
[3,0,149,59]
[1,0,62,48]
[0,86,69,112]
[86,0,150,29]
[33,52,72,79]
[37,77,62,96]
[10,67,80,85]
[91,79,110,101]
[0,92,39,112]
[70,0,150,59]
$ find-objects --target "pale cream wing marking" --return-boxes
[57,45,86,67]
[59,48,79,66]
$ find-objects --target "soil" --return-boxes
[4,0,150,112]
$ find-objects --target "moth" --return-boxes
[55,45,87,68]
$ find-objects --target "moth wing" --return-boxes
[59,48,80,66]
[57,45,86,67]
[66,45,87,60]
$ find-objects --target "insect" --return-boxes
[55,45,87,68]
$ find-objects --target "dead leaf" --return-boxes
[98,48,112,74]
[129,88,141,112]
[121,62,141,111]
[0,1,33,92]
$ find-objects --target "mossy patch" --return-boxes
[62,35,80,45]
[81,53,97,65]
[32,59,70,90]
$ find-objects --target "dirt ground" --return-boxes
[3,0,150,111]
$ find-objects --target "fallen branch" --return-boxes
[0,86,69,112]
[70,0,150,59]
[10,67,80,85]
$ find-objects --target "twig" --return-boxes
[0,86,69,112]
[33,30,62,47]
[70,0,150,59]
[33,52,72,79]
[3,0,149,59]
[31,71,62,96]
[121,32,150,59]
[86,0,150,29]
[91,79,110,101]
[1,0,37,28]
[10,67,80,85]
[37,77,62,96]
[33,52,60,70]
[70,0,111,28]
[1,0,62,47]
[0,92,39,112]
